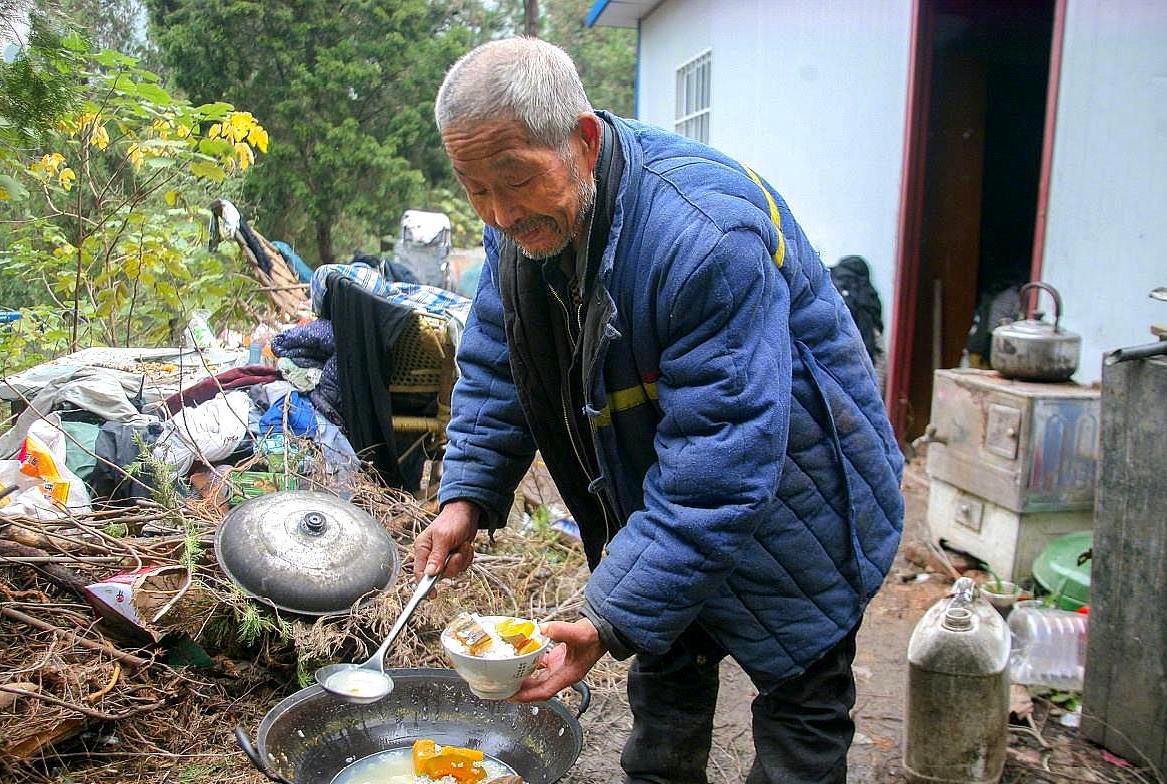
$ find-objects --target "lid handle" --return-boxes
[301,512,327,535]
[1019,281,1064,332]
[943,577,979,632]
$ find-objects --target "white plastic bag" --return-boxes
[152,390,252,475]
[0,418,93,519]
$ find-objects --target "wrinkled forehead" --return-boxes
[443,118,563,173]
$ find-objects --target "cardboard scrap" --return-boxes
[1010,683,1034,721]
[82,565,193,641]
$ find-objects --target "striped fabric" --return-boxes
[310,263,471,322]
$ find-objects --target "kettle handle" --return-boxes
[1019,281,1064,331]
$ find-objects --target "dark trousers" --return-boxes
[621,623,859,784]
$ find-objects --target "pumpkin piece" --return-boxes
[515,637,542,655]
[412,740,487,783]
[496,618,542,655]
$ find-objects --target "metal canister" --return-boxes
[904,577,1011,783]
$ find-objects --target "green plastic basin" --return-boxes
[1032,531,1092,610]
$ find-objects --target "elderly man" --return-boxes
[413,38,903,784]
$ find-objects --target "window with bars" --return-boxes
[675,50,711,143]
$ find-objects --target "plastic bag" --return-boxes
[152,390,252,475]
[0,419,93,518]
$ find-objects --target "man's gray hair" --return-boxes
[435,37,592,150]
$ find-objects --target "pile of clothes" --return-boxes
[0,258,472,523]
[270,260,471,488]
[0,358,363,523]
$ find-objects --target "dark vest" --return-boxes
[496,121,623,567]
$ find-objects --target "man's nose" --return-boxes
[490,195,525,231]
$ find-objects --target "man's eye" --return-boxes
[506,177,533,189]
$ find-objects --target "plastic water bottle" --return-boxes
[185,310,220,352]
[1008,601,1087,691]
[905,577,1011,784]
[248,324,277,367]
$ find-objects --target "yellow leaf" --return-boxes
[33,153,66,176]
[234,142,254,171]
[248,125,269,154]
[151,118,173,139]
[209,123,222,139]
[58,168,76,191]
[72,112,96,139]
[164,190,179,207]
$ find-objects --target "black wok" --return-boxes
[237,668,590,784]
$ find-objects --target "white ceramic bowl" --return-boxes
[440,615,551,700]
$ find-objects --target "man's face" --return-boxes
[443,115,601,259]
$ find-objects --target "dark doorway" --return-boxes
[888,0,1058,441]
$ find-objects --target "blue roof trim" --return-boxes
[585,0,611,27]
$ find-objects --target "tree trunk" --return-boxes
[315,219,335,266]
[524,0,539,37]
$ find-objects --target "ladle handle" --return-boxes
[365,571,440,668]
[234,726,291,783]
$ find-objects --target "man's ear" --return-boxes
[577,112,602,170]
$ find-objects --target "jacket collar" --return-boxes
[593,111,641,288]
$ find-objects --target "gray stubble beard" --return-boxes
[511,155,597,261]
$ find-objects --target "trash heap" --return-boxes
[0,440,594,782]
[0,263,599,781]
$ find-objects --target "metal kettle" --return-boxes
[991,281,1081,382]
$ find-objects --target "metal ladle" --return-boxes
[314,570,440,704]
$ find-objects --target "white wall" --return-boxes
[1040,0,1167,381]
[637,0,914,345]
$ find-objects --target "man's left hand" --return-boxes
[510,618,606,703]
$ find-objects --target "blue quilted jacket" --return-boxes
[439,113,904,688]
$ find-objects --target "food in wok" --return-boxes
[329,738,525,784]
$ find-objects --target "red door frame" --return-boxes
[1029,0,1068,286]
[884,0,1068,439]
[884,0,935,438]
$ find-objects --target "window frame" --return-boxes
[674,49,712,143]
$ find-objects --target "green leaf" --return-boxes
[136,83,173,105]
[189,160,227,182]
[0,175,29,202]
[197,138,234,158]
[94,50,137,68]
[62,33,89,53]
[194,102,234,120]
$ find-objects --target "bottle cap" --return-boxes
[942,606,973,632]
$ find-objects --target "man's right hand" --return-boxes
[412,499,482,581]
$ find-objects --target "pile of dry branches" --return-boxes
[0,455,609,783]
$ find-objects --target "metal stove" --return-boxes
[922,368,1099,581]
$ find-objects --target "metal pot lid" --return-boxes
[994,317,1078,340]
[215,491,399,616]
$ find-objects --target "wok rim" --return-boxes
[254,667,585,782]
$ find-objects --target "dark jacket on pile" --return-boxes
[322,275,417,489]
[829,255,884,365]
